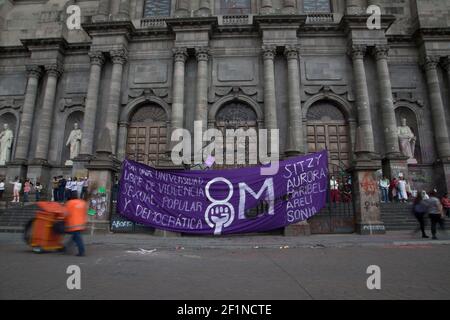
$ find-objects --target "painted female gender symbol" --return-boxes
[205,177,235,235]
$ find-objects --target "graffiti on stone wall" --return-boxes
[360,172,377,196]
[88,187,108,218]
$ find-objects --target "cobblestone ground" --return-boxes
[0,232,449,300]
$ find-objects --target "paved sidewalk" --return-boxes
[1,230,449,250]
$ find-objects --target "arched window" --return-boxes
[215,101,258,168]
[143,0,172,17]
[303,0,331,13]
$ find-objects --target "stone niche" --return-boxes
[301,56,348,85]
[129,61,170,87]
[213,57,258,86]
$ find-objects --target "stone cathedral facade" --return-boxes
[0,0,449,234]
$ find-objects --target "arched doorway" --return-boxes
[306,100,354,234]
[306,100,351,175]
[126,104,167,166]
[214,101,258,168]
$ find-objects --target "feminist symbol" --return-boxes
[205,177,235,235]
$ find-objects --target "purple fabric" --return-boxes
[118,150,328,235]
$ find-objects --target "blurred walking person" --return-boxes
[426,191,445,240]
[64,196,88,256]
[412,192,428,238]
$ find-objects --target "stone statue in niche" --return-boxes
[65,122,82,166]
[0,123,13,166]
[397,118,417,164]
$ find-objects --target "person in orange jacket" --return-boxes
[64,197,88,256]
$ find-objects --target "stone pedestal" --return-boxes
[284,221,311,237]
[85,129,120,232]
[382,155,409,180]
[71,155,90,179]
[27,161,52,197]
[352,154,385,235]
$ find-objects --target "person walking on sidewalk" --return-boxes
[64,196,88,256]
[412,192,429,238]
[425,191,445,240]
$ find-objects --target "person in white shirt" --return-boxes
[76,178,84,199]
[70,177,79,199]
[9,177,22,203]
[0,179,5,200]
[379,176,390,203]
[397,177,408,203]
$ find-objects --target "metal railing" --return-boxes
[140,16,168,28]
[306,12,335,24]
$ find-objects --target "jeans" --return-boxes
[23,192,29,202]
[414,212,427,236]
[67,231,85,256]
[36,192,41,201]
[380,187,389,202]
[53,189,58,201]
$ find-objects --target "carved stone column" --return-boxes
[34,64,63,162]
[345,0,365,15]
[262,45,278,131]
[14,65,43,161]
[94,0,111,21]
[105,49,127,155]
[423,56,450,160]
[349,45,376,157]
[170,48,188,152]
[196,0,211,17]
[80,52,105,158]
[175,0,190,17]
[261,0,274,15]
[284,45,303,156]
[194,47,210,134]
[117,0,130,20]
[282,0,296,14]
[374,45,400,156]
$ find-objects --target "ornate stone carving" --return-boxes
[195,47,210,62]
[422,56,440,71]
[26,65,43,79]
[59,96,86,112]
[348,45,367,60]
[0,98,23,110]
[173,47,188,62]
[284,45,299,60]
[110,49,128,65]
[88,51,105,66]
[216,102,257,123]
[374,45,389,61]
[262,45,276,60]
[45,63,63,78]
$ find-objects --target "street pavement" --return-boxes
[0,231,449,300]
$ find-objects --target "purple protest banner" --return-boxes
[117,150,329,235]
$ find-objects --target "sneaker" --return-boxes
[422,235,429,239]
[432,236,438,240]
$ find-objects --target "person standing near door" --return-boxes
[330,176,340,203]
[379,176,390,203]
